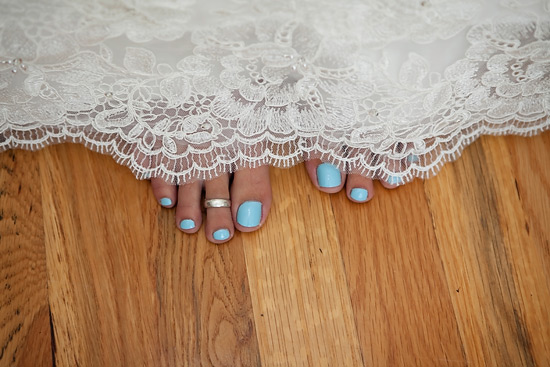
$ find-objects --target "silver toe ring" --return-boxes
[204,198,231,208]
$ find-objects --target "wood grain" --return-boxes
[0,131,549,366]
[244,166,364,366]
[155,210,260,366]
[331,179,465,366]
[425,135,550,367]
[0,150,52,367]
[37,144,260,366]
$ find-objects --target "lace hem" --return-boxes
[1,0,550,184]
[2,116,549,185]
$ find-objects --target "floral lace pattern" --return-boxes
[1,0,549,184]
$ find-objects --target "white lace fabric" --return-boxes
[1,0,549,184]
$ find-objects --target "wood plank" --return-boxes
[156,212,261,366]
[331,177,465,366]
[505,132,550,282]
[38,144,260,366]
[244,165,364,366]
[493,134,550,366]
[0,150,52,367]
[424,133,550,366]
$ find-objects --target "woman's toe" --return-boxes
[175,180,203,233]
[379,172,405,189]
[151,177,177,208]
[231,166,272,233]
[379,154,409,189]
[204,174,234,244]
[346,174,374,203]
[305,159,346,194]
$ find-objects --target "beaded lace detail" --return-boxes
[1,0,549,184]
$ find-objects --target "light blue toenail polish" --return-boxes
[350,188,369,202]
[387,176,404,185]
[160,197,172,207]
[213,229,230,241]
[237,201,262,228]
[407,154,419,163]
[317,163,341,188]
[180,219,195,230]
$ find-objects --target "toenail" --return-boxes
[213,229,230,241]
[160,197,172,207]
[180,219,195,230]
[317,163,341,188]
[350,188,369,202]
[237,201,262,228]
[407,154,419,163]
[387,176,404,185]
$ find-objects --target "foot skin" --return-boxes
[150,166,272,244]
[305,158,403,203]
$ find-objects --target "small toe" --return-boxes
[176,180,203,233]
[151,177,177,208]
[346,174,374,203]
[379,153,407,189]
[231,166,272,233]
[380,174,404,189]
[204,174,234,244]
[305,159,346,194]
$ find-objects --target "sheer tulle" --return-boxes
[1,0,549,184]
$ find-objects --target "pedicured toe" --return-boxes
[151,177,177,208]
[160,197,173,207]
[179,219,196,230]
[317,163,342,188]
[176,180,203,233]
[213,229,231,241]
[237,201,262,228]
[382,175,404,189]
[350,188,369,202]
[231,166,272,233]
[346,173,374,203]
[204,174,234,243]
[305,159,346,194]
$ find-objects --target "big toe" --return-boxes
[305,159,346,194]
[231,166,272,233]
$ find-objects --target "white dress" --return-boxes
[1,0,549,184]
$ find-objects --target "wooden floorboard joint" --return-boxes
[330,193,368,367]
[49,306,56,367]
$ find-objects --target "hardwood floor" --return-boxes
[1,132,549,366]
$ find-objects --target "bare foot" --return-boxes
[150,166,272,244]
